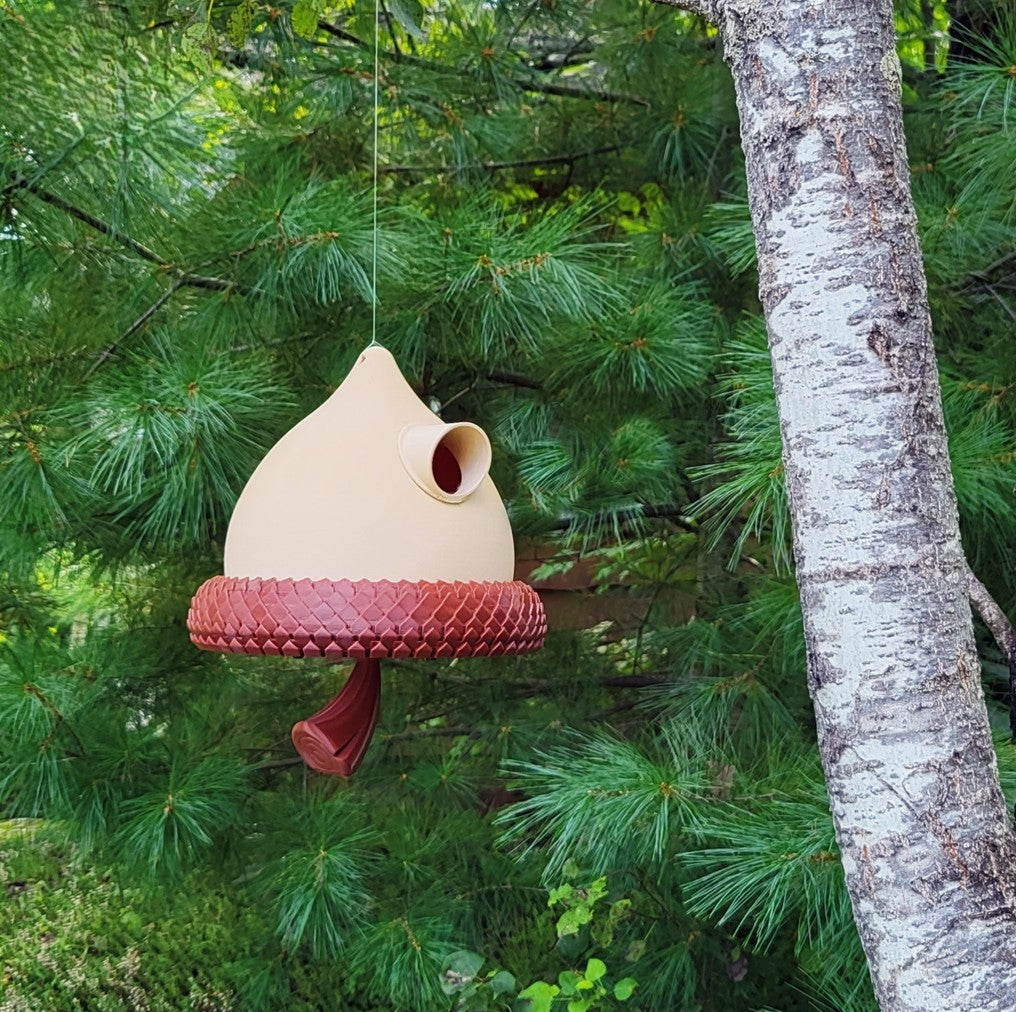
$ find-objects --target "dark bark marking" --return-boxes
[867,321,892,363]
[832,128,851,179]
[869,193,882,237]
[765,282,792,309]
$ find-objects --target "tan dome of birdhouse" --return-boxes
[224,345,516,582]
[187,345,545,776]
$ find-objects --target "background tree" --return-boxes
[1,1,1014,1009]
[661,0,1016,1008]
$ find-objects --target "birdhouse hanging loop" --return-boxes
[187,346,546,776]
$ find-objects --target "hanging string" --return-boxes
[368,0,381,348]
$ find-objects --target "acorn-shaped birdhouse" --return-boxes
[187,346,546,775]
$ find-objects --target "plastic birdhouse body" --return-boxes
[224,347,515,583]
[187,346,546,776]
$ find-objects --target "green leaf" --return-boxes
[587,878,608,905]
[558,969,581,995]
[609,898,633,921]
[593,897,632,947]
[180,21,214,70]
[226,0,255,48]
[291,0,322,39]
[120,910,143,932]
[614,977,638,1001]
[548,883,574,906]
[445,949,484,980]
[490,971,516,995]
[556,903,592,937]
[519,980,560,1012]
[585,958,606,983]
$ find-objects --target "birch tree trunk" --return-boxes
[659,0,1016,1007]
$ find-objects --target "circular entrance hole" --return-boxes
[432,439,463,494]
[400,422,492,502]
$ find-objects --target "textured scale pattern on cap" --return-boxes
[187,576,546,659]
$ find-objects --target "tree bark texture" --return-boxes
[660,0,1016,1007]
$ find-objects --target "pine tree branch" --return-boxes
[0,349,93,375]
[600,674,670,688]
[316,19,649,105]
[964,562,1016,736]
[528,38,597,72]
[253,756,305,770]
[7,180,237,293]
[642,504,699,527]
[20,182,162,262]
[227,333,323,356]
[548,504,697,533]
[382,726,483,743]
[83,278,183,379]
[516,674,665,690]
[380,144,620,175]
[431,672,668,691]
[979,250,1016,279]
[982,285,1016,327]
[408,672,667,726]
[590,697,643,720]
[23,682,86,753]
[529,52,595,71]
[0,285,252,378]
[966,564,1016,666]
[504,0,542,49]
[631,579,669,676]
[516,74,649,106]
[487,370,543,390]
[959,249,1016,290]
[316,20,366,49]
[377,0,403,59]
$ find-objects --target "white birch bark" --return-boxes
[657,0,1016,1007]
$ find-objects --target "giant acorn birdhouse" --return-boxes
[187,346,546,775]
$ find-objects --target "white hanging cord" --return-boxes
[368,0,381,347]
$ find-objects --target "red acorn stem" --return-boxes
[290,659,382,776]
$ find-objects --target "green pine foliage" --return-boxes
[1,1,1015,1009]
